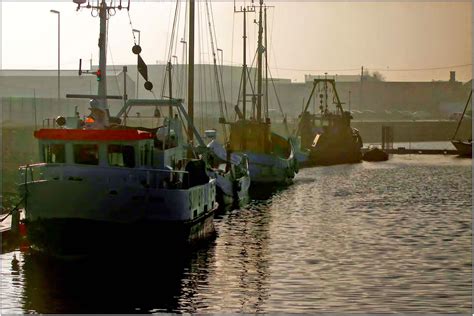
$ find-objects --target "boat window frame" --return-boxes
[73,143,100,166]
[107,143,136,168]
[42,143,66,164]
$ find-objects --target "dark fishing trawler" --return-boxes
[295,78,363,166]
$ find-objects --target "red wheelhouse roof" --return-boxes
[34,129,154,141]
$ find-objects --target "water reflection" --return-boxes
[197,202,272,313]
[1,155,472,313]
[20,245,214,313]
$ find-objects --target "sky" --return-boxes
[1,0,472,82]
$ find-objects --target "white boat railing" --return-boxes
[18,163,194,190]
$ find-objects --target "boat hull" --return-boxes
[214,172,251,207]
[18,164,218,255]
[25,213,216,256]
[451,140,472,157]
[243,152,296,185]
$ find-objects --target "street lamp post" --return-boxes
[50,10,60,100]
[180,39,187,99]
[132,28,141,98]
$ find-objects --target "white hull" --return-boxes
[242,152,297,184]
[212,171,251,206]
[19,164,217,224]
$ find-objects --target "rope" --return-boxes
[127,10,137,45]
[0,196,25,223]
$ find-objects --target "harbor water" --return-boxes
[1,155,471,313]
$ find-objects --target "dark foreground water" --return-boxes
[1,155,472,313]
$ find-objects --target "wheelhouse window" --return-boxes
[108,145,135,168]
[74,144,99,165]
[43,144,65,163]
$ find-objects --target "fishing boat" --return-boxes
[224,0,298,186]
[17,0,217,255]
[451,90,472,157]
[156,0,251,207]
[294,78,363,166]
[203,130,250,207]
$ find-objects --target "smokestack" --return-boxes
[449,71,456,82]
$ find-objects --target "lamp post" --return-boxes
[50,10,60,100]
[132,28,141,98]
[180,39,187,99]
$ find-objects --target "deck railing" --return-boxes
[18,163,192,189]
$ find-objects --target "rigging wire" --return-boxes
[161,0,181,98]
[127,10,138,45]
[209,0,229,120]
[230,9,235,107]
[204,0,228,142]
[267,65,290,137]
[106,18,123,99]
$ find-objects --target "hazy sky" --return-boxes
[1,1,472,82]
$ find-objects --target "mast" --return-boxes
[167,61,173,116]
[188,0,195,142]
[98,0,108,109]
[256,0,263,122]
[242,7,247,120]
[234,2,254,121]
[264,6,268,120]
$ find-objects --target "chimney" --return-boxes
[449,71,456,82]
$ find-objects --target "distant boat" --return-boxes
[451,90,472,157]
[294,78,363,166]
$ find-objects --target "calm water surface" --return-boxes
[1,155,471,313]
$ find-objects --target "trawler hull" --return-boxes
[19,164,218,255]
[309,145,362,166]
[25,212,216,256]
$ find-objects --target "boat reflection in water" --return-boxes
[16,199,272,313]
[21,244,211,313]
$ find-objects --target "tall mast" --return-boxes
[98,0,108,109]
[188,0,195,142]
[167,61,173,116]
[242,7,247,120]
[256,0,263,122]
[264,5,268,120]
[235,2,254,121]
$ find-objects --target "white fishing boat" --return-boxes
[17,0,217,255]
